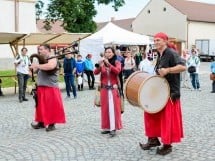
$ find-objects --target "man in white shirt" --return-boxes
[138,53,155,74]
[14,47,31,102]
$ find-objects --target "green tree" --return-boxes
[35,0,125,32]
[35,0,44,21]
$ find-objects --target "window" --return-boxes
[148,10,150,14]
[195,40,209,55]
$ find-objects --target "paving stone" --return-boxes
[0,62,214,160]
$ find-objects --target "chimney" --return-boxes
[111,17,115,22]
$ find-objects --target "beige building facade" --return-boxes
[132,0,215,54]
[0,0,37,33]
[0,0,37,69]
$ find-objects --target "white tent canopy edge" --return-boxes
[79,22,151,65]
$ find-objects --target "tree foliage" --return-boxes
[35,0,44,21]
[35,0,125,33]
[97,0,125,11]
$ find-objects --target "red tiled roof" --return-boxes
[96,18,135,31]
[36,18,135,33]
[36,19,66,33]
[165,0,215,23]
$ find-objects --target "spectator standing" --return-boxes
[84,54,95,90]
[134,52,142,69]
[76,54,85,91]
[139,52,155,74]
[63,52,77,99]
[181,49,190,88]
[14,47,31,103]
[116,49,125,96]
[123,51,135,80]
[210,60,215,93]
[187,49,201,91]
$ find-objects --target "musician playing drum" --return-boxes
[30,44,66,132]
[139,32,186,155]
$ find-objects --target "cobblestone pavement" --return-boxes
[0,62,214,161]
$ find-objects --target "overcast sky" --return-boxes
[94,0,215,22]
[42,0,215,22]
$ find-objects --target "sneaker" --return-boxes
[197,88,201,91]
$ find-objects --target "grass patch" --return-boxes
[0,70,17,88]
[0,70,64,88]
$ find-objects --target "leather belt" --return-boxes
[101,84,118,90]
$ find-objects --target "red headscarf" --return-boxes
[167,42,177,51]
[154,32,168,41]
[154,32,178,51]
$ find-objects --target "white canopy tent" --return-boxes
[83,22,150,45]
[79,22,151,64]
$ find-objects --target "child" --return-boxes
[76,55,85,91]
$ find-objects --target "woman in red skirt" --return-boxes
[94,47,122,137]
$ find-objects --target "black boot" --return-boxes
[139,137,161,150]
[101,130,110,134]
[109,130,116,137]
[156,144,172,155]
[46,124,56,132]
[31,122,45,129]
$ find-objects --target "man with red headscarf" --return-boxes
[139,32,186,155]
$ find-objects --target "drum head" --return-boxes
[138,76,170,114]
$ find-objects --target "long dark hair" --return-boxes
[105,47,117,66]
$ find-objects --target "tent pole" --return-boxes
[9,43,17,57]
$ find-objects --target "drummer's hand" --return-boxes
[158,68,169,77]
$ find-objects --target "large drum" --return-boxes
[124,71,170,114]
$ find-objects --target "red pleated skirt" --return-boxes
[144,99,184,144]
[35,86,66,126]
